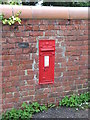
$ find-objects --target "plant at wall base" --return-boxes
[59,92,90,110]
[47,103,56,108]
[2,102,47,120]
[0,11,21,25]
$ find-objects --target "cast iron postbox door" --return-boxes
[39,40,55,84]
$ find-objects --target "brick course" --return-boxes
[1,19,88,111]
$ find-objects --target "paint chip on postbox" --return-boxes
[44,56,49,67]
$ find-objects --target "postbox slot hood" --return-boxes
[40,48,55,51]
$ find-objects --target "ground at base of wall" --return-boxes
[32,107,89,118]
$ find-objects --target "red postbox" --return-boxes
[39,40,55,84]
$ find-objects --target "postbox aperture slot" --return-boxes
[44,56,49,67]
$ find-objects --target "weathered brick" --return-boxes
[25,25,32,31]
[4,87,17,93]
[2,71,10,77]
[30,31,43,36]
[39,25,47,30]
[33,25,39,31]
[3,65,17,71]
[3,25,10,31]
[15,32,29,37]
[4,98,19,104]
[2,43,15,49]
[18,26,25,31]
[3,103,14,110]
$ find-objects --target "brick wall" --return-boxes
[2,19,88,111]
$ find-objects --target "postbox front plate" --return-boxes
[39,40,55,84]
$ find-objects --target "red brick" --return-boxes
[15,32,29,37]
[29,91,35,96]
[64,86,71,91]
[79,46,88,50]
[25,25,32,31]
[10,25,18,31]
[60,25,67,30]
[22,48,31,54]
[3,65,17,71]
[6,93,13,98]
[14,92,20,97]
[11,60,19,65]
[27,80,35,85]
[67,66,79,71]
[2,55,10,60]
[45,31,56,36]
[65,51,81,56]
[5,98,19,104]
[21,91,28,96]
[30,31,43,36]
[18,26,25,31]
[3,26,10,31]
[48,98,55,103]
[8,76,19,82]
[2,38,6,42]
[6,82,12,87]
[2,43,15,49]
[20,60,33,65]
[48,25,54,30]
[54,25,60,30]
[19,85,34,91]
[2,71,10,77]
[14,49,22,55]
[3,103,14,110]
[35,94,47,100]
[11,80,19,86]
[74,25,79,30]
[21,20,28,25]
[33,25,39,31]
[39,25,47,30]
[66,46,78,51]
[7,37,22,43]
[21,96,34,102]
[58,20,69,25]
[4,87,17,93]
[43,88,50,93]
[79,25,88,30]
[72,20,82,24]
